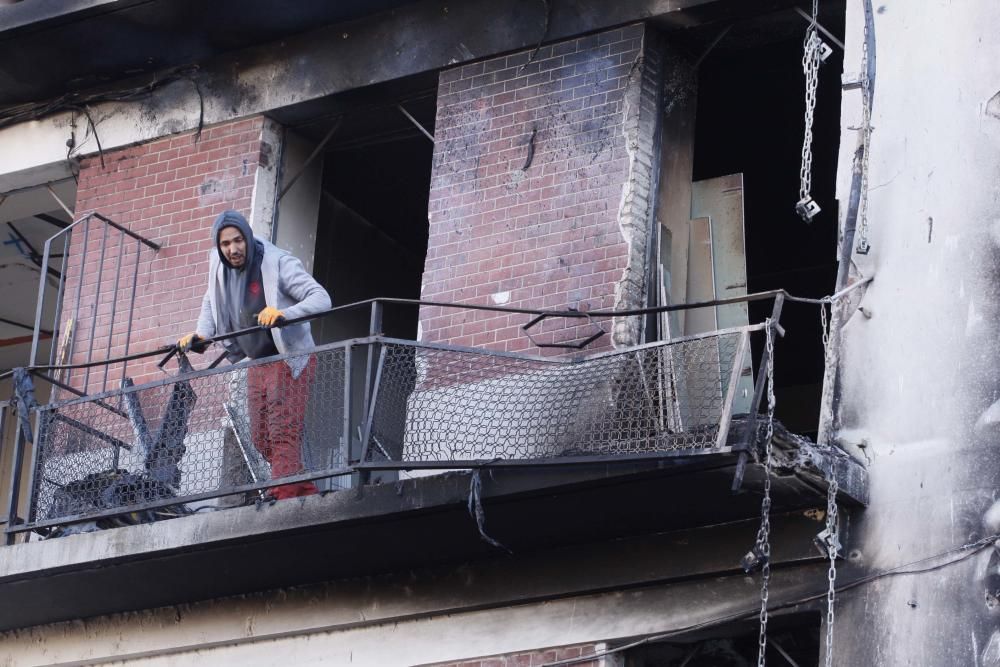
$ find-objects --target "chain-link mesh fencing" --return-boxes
[25,328,752,527]
[28,347,349,529]
[365,330,750,464]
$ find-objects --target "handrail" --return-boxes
[12,327,763,534]
[1,278,875,539]
[4,279,872,381]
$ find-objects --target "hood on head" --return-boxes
[211,209,255,269]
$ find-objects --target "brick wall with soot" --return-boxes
[422,23,661,355]
[63,117,266,390]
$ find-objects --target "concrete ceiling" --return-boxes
[0,0,424,109]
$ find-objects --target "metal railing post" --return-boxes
[356,301,383,487]
[21,410,44,527]
[342,343,353,486]
[49,236,72,368]
[3,423,26,546]
[0,402,9,533]
[731,294,784,492]
[29,236,55,368]
[82,222,110,394]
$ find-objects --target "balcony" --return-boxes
[0,296,867,631]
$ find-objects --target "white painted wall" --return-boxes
[0,82,206,193]
[830,2,1000,664]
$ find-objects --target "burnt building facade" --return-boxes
[0,0,992,665]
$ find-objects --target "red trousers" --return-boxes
[247,357,318,500]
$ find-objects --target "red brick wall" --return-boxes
[63,117,265,390]
[422,24,658,355]
[429,643,603,667]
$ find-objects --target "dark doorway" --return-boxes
[269,72,437,478]
[689,4,845,436]
[271,71,438,344]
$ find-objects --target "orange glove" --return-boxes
[257,306,284,327]
[178,332,203,352]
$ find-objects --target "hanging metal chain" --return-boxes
[855,3,874,254]
[817,297,840,665]
[824,474,840,667]
[756,321,777,667]
[796,0,823,222]
[799,32,819,200]
[819,297,831,352]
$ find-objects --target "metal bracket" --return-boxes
[792,6,846,51]
[741,543,769,574]
[175,349,194,374]
[813,526,842,557]
[796,196,822,222]
[522,310,605,350]
[817,39,834,63]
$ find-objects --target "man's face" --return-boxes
[219,225,247,268]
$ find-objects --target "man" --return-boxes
[179,210,331,499]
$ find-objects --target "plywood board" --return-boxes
[684,216,717,336]
[691,173,752,413]
[691,173,748,330]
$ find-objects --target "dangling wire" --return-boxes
[467,468,511,553]
[755,320,777,667]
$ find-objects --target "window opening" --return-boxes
[655,3,845,438]
[269,72,437,480]
[271,71,437,345]
[0,177,76,530]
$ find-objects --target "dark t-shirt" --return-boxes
[231,255,278,359]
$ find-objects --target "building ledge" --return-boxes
[0,438,864,631]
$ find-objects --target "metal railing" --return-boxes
[25,344,353,536]
[29,212,161,392]
[3,294,788,540]
[361,328,753,467]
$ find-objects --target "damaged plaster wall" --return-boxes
[248,118,284,243]
[830,1,1000,664]
[612,31,662,348]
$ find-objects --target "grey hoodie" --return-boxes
[196,210,331,377]
[211,210,276,359]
